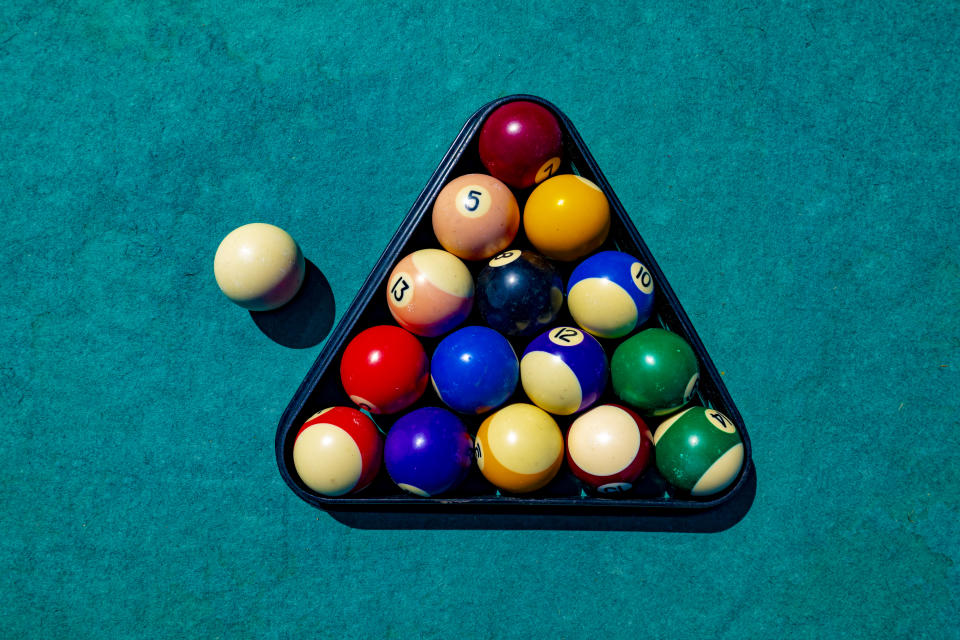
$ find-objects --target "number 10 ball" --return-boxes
[567,250,655,339]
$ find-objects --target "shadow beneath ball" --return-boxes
[323,461,758,533]
[250,260,335,349]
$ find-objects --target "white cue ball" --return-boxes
[214,223,306,311]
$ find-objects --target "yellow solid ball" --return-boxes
[214,223,306,311]
[523,175,611,261]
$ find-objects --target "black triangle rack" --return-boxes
[275,95,755,531]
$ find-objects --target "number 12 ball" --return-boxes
[653,406,744,496]
[567,251,655,338]
[520,327,607,415]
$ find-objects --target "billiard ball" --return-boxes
[476,249,563,336]
[386,249,474,337]
[430,326,519,414]
[432,174,520,260]
[565,404,653,494]
[567,250,655,339]
[292,407,383,496]
[478,101,563,189]
[213,223,305,311]
[340,325,429,414]
[523,175,610,261]
[474,403,564,493]
[384,407,473,497]
[520,326,607,415]
[610,328,699,415]
[653,406,744,496]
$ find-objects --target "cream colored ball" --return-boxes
[214,223,305,311]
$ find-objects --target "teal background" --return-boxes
[2,1,958,637]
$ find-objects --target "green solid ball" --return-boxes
[610,328,699,415]
[653,406,744,496]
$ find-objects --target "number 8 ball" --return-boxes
[476,250,563,337]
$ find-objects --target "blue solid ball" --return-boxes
[384,407,473,497]
[566,250,655,338]
[520,326,608,415]
[476,250,564,336]
[431,325,519,414]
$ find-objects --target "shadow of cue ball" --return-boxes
[250,259,335,349]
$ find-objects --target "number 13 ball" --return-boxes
[653,406,744,496]
[567,251,655,339]
[386,249,474,337]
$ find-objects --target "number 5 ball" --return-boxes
[292,407,383,496]
[475,403,564,493]
[432,174,520,260]
[386,249,474,337]
[520,327,607,415]
[567,251,655,338]
[653,406,744,496]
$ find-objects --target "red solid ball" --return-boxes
[340,325,429,414]
[478,101,563,189]
[565,404,653,494]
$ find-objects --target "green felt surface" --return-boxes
[2,1,958,637]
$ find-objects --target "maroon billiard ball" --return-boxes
[340,325,429,414]
[565,404,653,494]
[478,101,563,189]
